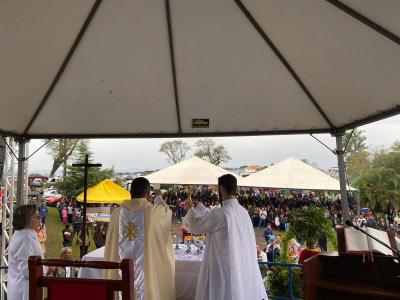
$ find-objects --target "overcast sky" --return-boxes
[28,115,400,174]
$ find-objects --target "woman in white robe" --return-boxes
[8,204,44,300]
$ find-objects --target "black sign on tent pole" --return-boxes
[73,154,102,258]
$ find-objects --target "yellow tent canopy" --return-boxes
[77,179,130,204]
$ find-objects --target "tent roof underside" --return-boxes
[0,0,399,139]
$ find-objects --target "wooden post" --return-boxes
[28,256,43,300]
[121,259,135,299]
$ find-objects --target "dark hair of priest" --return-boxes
[130,177,151,198]
[218,174,237,195]
[13,204,38,230]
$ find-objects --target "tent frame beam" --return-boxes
[3,128,331,139]
[325,0,400,46]
[3,106,398,139]
[309,134,336,155]
[336,105,400,132]
[165,0,183,133]
[233,0,335,129]
[3,100,400,139]
[22,0,104,135]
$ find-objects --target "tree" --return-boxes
[392,141,400,152]
[56,141,114,198]
[342,128,367,162]
[372,142,400,174]
[159,140,191,164]
[356,167,400,212]
[347,150,370,180]
[44,139,84,178]
[194,138,231,165]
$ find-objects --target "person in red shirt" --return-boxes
[298,242,321,264]
[181,227,191,241]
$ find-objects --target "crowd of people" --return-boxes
[6,181,400,300]
[161,186,400,232]
[161,186,400,264]
[162,188,348,226]
[28,186,400,268]
[57,200,108,258]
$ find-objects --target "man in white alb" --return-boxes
[184,174,267,300]
[104,177,175,300]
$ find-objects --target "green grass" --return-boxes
[44,207,96,260]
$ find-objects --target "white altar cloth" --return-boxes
[78,245,203,300]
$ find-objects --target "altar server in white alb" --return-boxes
[8,204,45,300]
[104,177,175,300]
[184,174,267,300]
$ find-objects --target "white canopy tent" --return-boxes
[145,156,241,186]
[241,156,356,191]
[0,3,399,296]
[0,1,398,223]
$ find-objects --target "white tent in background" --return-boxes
[241,156,355,191]
[145,156,241,186]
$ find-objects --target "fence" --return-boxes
[258,261,303,300]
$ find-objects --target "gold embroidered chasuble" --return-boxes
[104,198,175,300]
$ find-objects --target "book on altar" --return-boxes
[343,227,395,256]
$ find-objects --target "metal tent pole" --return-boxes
[334,133,349,223]
[16,139,28,207]
[23,141,30,202]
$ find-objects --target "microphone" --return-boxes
[344,219,400,259]
[345,219,358,229]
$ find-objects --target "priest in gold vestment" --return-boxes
[104,177,175,300]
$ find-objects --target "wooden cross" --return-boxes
[73,154,102,257]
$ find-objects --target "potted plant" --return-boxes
[267,206,337,298]
[287,206,337,263]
